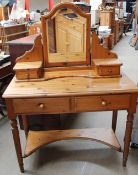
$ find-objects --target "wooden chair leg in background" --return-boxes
[0,107,5,118]
[112,110,118,132]
[22,115,29,138]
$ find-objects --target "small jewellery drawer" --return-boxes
[15,69,42,80]
[75,94,130,112]
[13,98,70,114]
[96,66,120,76]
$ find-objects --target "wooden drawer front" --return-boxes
[75,95,130,112]
[13,98,70,114]
[97,66,120,76]
[16,70,28,80]
[15,69,42,80]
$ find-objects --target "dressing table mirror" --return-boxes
[41,3,91,67]
[13,2,122,80]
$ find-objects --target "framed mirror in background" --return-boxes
[41,2,91,68]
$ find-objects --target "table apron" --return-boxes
[12,94,131,115]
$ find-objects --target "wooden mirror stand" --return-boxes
[13,2,122,81]
[42,2,91,67]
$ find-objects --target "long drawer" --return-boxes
[13,97,70,114]
[13,94,131,115]
[75,94,130,112]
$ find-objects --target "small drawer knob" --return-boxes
[101,101,107,106]
[108,69,112,73]
[39,103,44,108]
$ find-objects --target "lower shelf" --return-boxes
[24,128,121,157]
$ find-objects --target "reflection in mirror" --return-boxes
[46,7,87,63]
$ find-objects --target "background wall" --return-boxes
[29,0,59,11]
[90,0,102,10]
[29,0,101,12]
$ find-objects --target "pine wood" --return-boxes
[55,12,86,61]
[24,128,121,157]
[123,113,134,166]
[91,32,117,59]
[2,2,138,172]
[5,99,24,172]
[75,94,130,112]
[14,61,43,80]
[13,35,43,80]
[92,59,121,66]
[12,94,130,115]
[41,2,91,67]
[100,10,115,29]
[93,59,122,76]
[15,35,43,63]
[13,2,121,80]
[13,97,70,114]
[3,73,138,99]
[3,74,138,172]
[14,61,42,70]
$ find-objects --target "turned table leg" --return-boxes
[22,115,29,138]
[123,112,134,167]
[112,110,118,132]
[6,99,24,173]
[10,119,24,172]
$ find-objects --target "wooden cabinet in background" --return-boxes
[114,20,124,44]
[0,24,28,53]
[0,7,9,21]
[114,20,119,44]
[28,22,42,35]
[102,33,115,50]
[108,33,115,49]
[119,20,124,39]
[100,10,115,29]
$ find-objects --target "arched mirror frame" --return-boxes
[41,2,91,68]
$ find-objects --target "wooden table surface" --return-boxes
[3,71,138,98]
[7,34,39,46]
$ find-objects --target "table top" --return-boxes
[3,70,138,98]
[7,34,39,46]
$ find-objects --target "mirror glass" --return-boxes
[46,7,87,64]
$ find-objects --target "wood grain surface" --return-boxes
[24,128,121,157]
[3,72,138,98]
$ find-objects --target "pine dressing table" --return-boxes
[3,3,138,173]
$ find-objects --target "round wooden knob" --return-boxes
[108,70,112,73]
[101,101,106,106]
[39,103,44,108]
